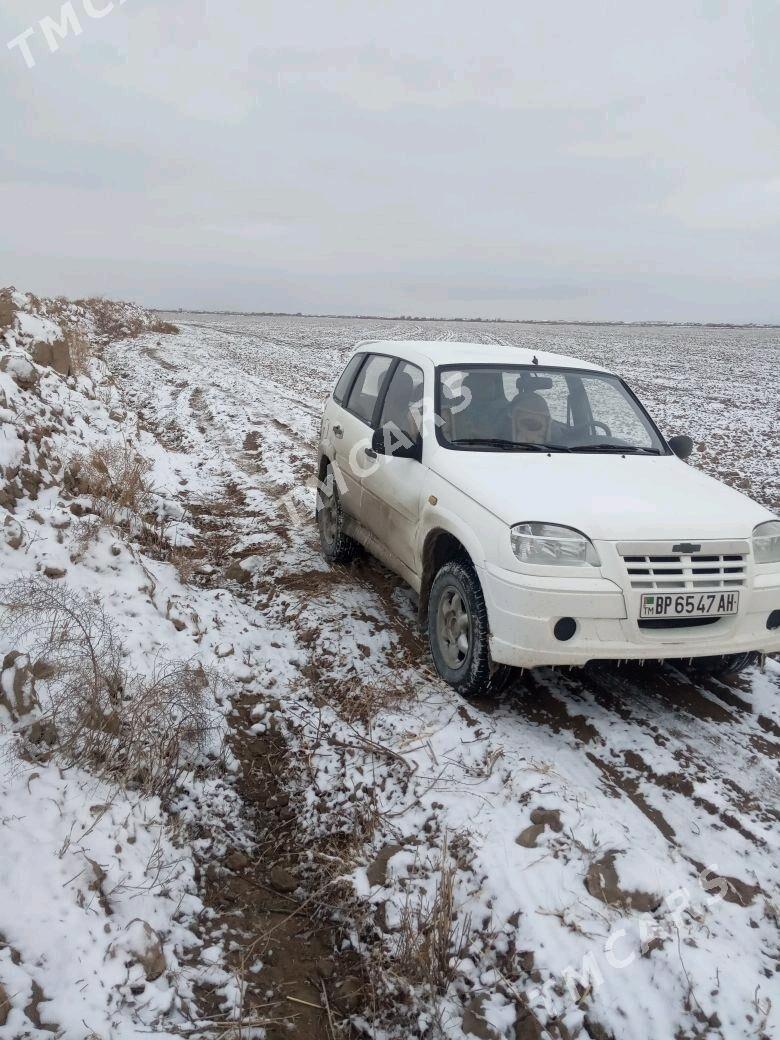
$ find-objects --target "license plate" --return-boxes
[640,591,740,619]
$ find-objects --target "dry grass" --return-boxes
[64,326,93,377]
[0,287,17,330]
[69,443,201,578]
[70,441,153,526]
[76,297,149,341]
[0,576,223,798]
[314,675,414,727]
[391,844,467,996]
[150,319,180,335]
[72,297,179,341]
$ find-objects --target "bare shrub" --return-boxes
[116,659,219,797]
[0,576,222,797]
[72,441,153,525]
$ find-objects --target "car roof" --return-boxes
[352,339,614,374]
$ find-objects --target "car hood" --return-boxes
[429,450,773,541]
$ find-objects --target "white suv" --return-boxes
[316,341,780,696]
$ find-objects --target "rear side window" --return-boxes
[333,353,364,405]
[346,354,394,425]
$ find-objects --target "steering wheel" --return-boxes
[570,420,612,441]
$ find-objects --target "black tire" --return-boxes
[427,560,512,698]
[316,462,358,564]
[688,651,756,679]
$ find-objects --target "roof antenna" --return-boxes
[532,355,539,366]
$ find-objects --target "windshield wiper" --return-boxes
[451,438,570,452]
[569,444,661,455]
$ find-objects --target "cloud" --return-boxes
[1,0,778,321]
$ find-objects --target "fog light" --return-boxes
[768,610,780,631]
[554,617,577,642]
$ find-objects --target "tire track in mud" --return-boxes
[119,336,371,1038]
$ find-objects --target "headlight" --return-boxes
[510,522,601,567]
[753,521,780,564]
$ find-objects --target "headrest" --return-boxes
[391,372,415,398]
[463,370,504,398]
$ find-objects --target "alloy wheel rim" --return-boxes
[436,585,471,669]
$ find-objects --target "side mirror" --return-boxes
[668,434,694,460]
[372,424,422,461]
[371,427,387,455]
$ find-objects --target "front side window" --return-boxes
[346,353,394,425]
[379,362,424,442]
[438,366,665,454]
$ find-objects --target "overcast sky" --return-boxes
[1,0,779,321]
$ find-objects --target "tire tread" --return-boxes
[428,560,512,698]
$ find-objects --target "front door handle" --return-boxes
[332,424,343,439]
[365,447,377,459]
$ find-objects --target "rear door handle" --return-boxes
[365,447,377,459]
[333,424,343,439]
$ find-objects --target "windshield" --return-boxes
[437,365,666,454]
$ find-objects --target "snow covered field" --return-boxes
[1,300,778,1040]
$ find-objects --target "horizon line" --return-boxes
[152,307,780,330]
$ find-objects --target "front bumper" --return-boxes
[481,543,780,669]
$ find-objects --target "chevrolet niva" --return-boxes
[316,342,780,697]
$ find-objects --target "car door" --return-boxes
[335,352,395,518]
[322,352,366,516]
[360,360,427,575]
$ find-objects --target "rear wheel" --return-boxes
[688,651,756,678]
[316,463,358,564]
[428,560,511,698]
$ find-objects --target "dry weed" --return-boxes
[64,327,93,377]
[0,287,17,330]
[73,297,179,341]
[0,576,223,797]
[71,441,153,526]
[150,319,180,335]
[76,297,148,341]
[318,675,413,727]
[391,843,466,995]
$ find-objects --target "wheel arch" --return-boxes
[317,451,333,483]
[419,524,483,625]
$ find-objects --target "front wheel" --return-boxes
[428,561,511,698]
[688,651,756,679]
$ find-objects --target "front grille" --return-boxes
[618,543,748,591]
